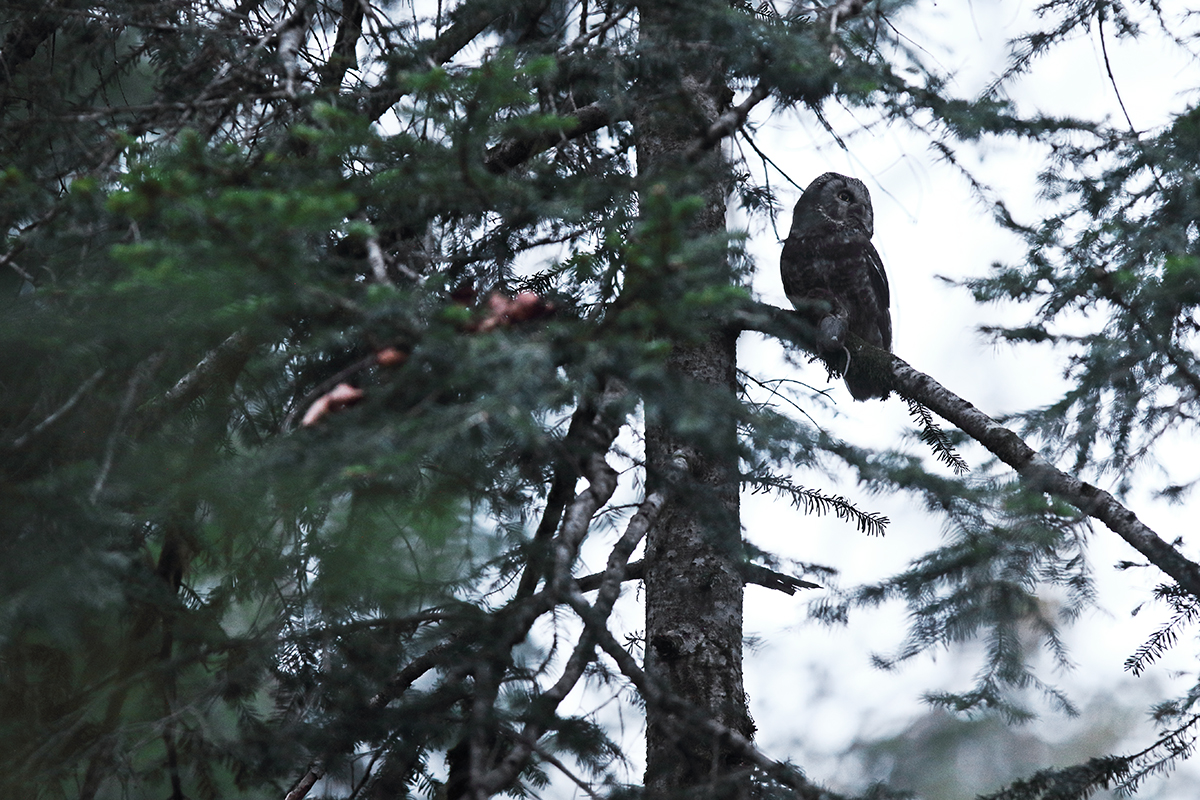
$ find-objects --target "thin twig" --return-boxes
[562,1,633,53]
[572,593,844,800]
[504,728,604,800]
[1096,11,1167,194]
[740,128,805,191]
[9,368,107,450]
[91,354,165,504]
[475,481,665,797]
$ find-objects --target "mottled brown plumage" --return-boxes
[780,172,891,400]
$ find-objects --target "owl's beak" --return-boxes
[846,207,870,234]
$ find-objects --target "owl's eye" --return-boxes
[837,190,854,202]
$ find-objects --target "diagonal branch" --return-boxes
[7,367,107,450]
[288,428,634,800]
[484,101,614,173]
[737,299,1200,600]
[887,355,1200,599]
[574,591,848,800]
[516,397,611,599]
[319,0,366,91]
[686,78,771,159]
[576,558,820,594]
[286,636,478,800]
[362,2,506,123]
[476,481,667,797]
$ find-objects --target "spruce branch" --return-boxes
[318,0,366,91]
[887,354,1200,600]
[91,353,166,505]
[905,397,970,475]
[1124,585,1200,676]
[130,330,256,439]
[746,473,889,536]
[483,101,613,174]
[687,79,772,159]
[1092,266,1200,399]
[500,727,604,800]
[0,9,61,102]
[977,713,1200,800]
[363,0,506,122]
[1116,713,1200,794]
[518,379,630,598]
[562,1,634,53]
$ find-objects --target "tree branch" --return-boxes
[124,330,257,443]
[576,558,820,594]
[517,403,603,598]
[481,75,771,174]
[319,0,365,92]
[574,592,848,800]
[888,356,1200,599]
[0,9,62,106]
[7,367,107,450]
[686,78,771,160]
[363,2,505,123]
[738,299,1200,600]
[286,639,464,800]
[484,101,613,173]
[476,482,666,797]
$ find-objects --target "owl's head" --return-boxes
[789,172,874,241]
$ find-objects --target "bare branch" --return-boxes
[157,331,255,416]
[284,769,322,800]
[576,559,820,594]
[475,482,665,797]
[562,2,633,53]
[572,592,847,800]
[91,353,166,504]
[277,2,317,98]
[364,227,393,285]
[551,453,621,589]
[516,401,607,598]
[8,368,107,450]
[687,79,771,159]
[319,0,366,91]
[484,101,614,174]
[363,2,506,123]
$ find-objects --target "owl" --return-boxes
[780,172,891,400]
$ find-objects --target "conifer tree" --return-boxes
[2,1,1199,798]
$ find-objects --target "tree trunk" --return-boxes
[636,3,752,794]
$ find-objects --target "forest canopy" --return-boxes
[2,1,1200,798]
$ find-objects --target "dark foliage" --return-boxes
[2,0,1199,798]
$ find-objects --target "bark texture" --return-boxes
[636,3,753,793]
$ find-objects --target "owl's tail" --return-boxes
[843,351,890,400]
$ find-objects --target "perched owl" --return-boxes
[780,172,891,400]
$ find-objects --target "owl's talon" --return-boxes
[818,315,848,351]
